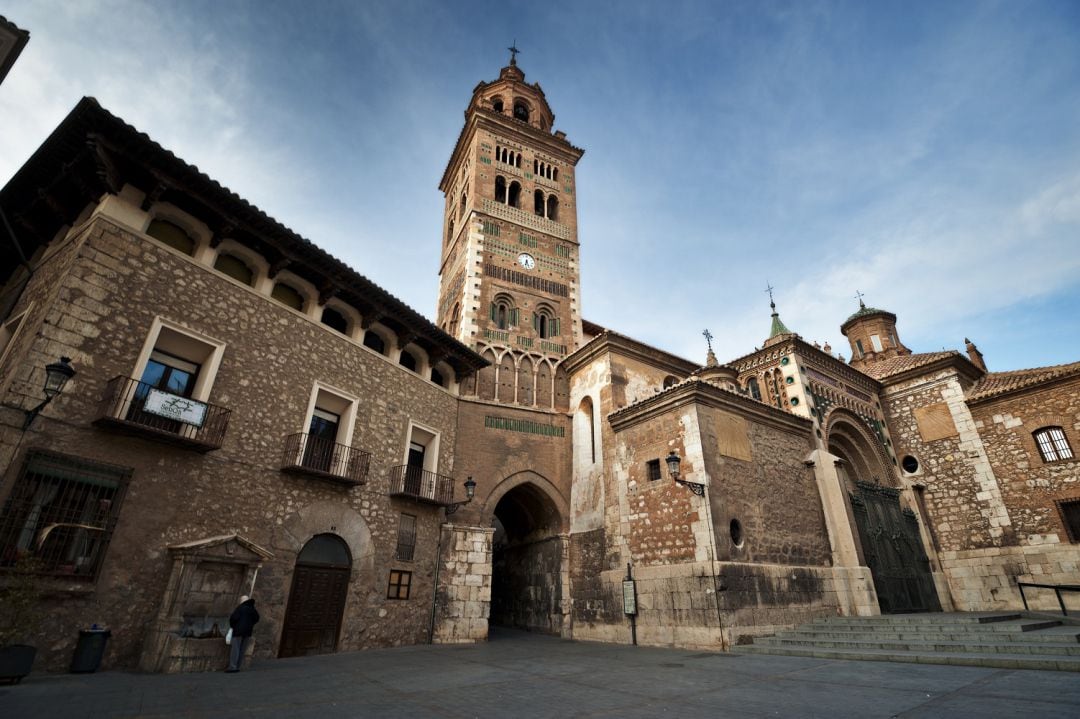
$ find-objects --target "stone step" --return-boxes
[733,643,1080,672]
[776,626,1080,644]
[757,636,1080,656]
[811,612,1020,625]
[804,618,1063,634]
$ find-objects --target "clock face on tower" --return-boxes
[517,253,536,270]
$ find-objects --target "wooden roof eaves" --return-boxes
[2,97,488,375]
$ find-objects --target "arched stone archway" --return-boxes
[825,409,895,490]
[484,473,569,636]
[824,410,940,613]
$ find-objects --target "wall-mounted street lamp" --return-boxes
[23,357,76,430]
[667,450,705,496]
[444,476,477,516]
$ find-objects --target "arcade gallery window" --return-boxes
[387,569,412,599]
[1034,427,1073,463]
[0,450,130,579]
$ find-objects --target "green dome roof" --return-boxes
[844,304,888,323]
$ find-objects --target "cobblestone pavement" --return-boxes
[3,629,1080,718]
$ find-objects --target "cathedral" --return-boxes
[0,55,1078,672]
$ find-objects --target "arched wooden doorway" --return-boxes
[279,533,351,658]
[826,412,940,614]
[489,480,566,635]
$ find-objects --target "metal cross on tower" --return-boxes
[854,289,865,308]
[508,41,521,64]
[765,282,776,309]
[702,329,714,353]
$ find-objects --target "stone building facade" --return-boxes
[1,57,1078,672]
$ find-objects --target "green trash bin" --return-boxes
[70,627,111,673]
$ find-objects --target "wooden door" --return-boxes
[279,564,350,657]
[851,482,941,614]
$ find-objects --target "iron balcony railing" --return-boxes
[280,433,371,486]
[388,465,456,505]
[93,376,231,452]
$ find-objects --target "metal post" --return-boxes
[1019,583,1028,611]
[1057,587,1068,617]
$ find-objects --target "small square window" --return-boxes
[646,459,661,482]
[1034,427,1074,463]
[387,570,412,599]
[1059,500,1080,543]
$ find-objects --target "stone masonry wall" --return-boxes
[0,218,462,671]
[968,377,1080,541]
[882,369,1012,553]
[698,405,828,566]
[433,524,493,643]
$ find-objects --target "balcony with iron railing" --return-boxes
[280,433,371,487]
[387,465,456,506]
[93,376,231,452]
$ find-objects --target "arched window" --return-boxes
[399,349,417,372]
[552,168,558,182]
[534,189,545,216]
[431,367,446,387]
[746,377,761,401]
[146,219,195,256]
[495,176,507,204]
[508,181,521,209]
[321,307,349,334]
[574,396,596,466]
[535,306,559,339]
[459,186,467,217]
[533,159,539,174]
[490,295,517,330]
[513,101,529,122]
[662,375,677,389]
[363,330,386,355]
[515,152,521,168]
[446,217,455,246]
[448,302,461,337]
[271,282,304,311]
[492,97,504,113]
[546,195,558,221]
[213,253,254,286]
[1034,427,1074,462]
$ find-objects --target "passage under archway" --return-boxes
[279,533,351,658]
[489,482,564,635]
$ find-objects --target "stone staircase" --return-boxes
[735,612,1080,671]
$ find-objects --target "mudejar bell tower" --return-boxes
[436,52,584,408]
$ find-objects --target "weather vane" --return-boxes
[508,40,521,64]
[702,329,714,353]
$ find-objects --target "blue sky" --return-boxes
[2,1,1079,371]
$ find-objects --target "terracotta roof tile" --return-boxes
[857,351,960,380]
[966,360,1080,402]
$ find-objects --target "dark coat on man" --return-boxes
[229,598,260,638]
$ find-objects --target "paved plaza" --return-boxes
[3,630,1080,718]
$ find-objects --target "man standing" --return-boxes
[226,595,259,673]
